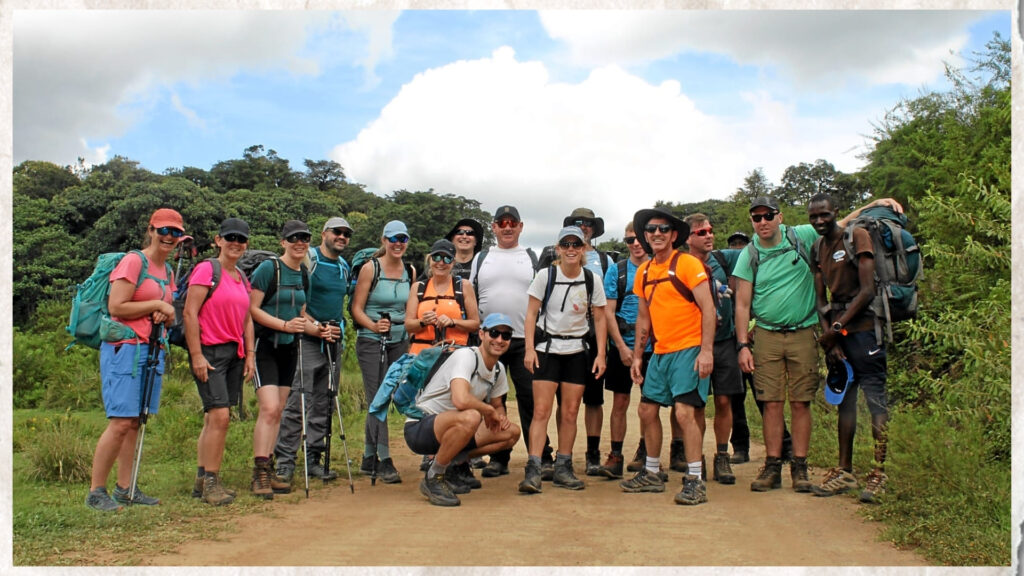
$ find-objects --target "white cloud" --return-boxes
[332,47,873,249]
[540,10,981,89]
[13,10,397,165]
[170,93,206,130]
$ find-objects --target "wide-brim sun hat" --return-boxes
[444,218,484,254]
[632,208,688,254]
[562,207,605,239]
[825,357,854,406]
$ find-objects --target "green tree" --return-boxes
[303,159,346,191]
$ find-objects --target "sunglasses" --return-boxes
[644,223,673,234]
[572,219,593,228]
[691,227,714,237]
[559,240,585,249]
[624,236,639,245]
[494,219,519,229]
[286,233,312,244]
[222,233,248,243]
[330,228,352,238]
[487,328,513,341]
[430,253,453,264]
[453,229,475,237]
[154,226,184,238]
[750,212,779,223]
[386,234,409,244]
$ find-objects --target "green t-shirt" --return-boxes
[250,257,308,345]
[731,224,818,331]
[706,248,740,341]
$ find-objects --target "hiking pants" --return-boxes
[356,336,409,456]
[274,335,338,468]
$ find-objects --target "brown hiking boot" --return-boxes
[251,462,273,499]
[791,459,812,493]
[598,452,624,479]
[750,458,782,492]
[203,474,235,506]
[713,452,736,485]
[194,474,236,498]
[627,441,646,472]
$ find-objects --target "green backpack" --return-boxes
[66,250,172,349]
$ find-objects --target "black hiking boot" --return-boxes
[360,455,378,476]
[585,450,603,476]
[376,457,402,484]
[518,461,543,494]
[552,460,585,490]
[420,472,460,507]
[669,440,688,472]
[674,474,708,505]
[481,458,509,478]
[449,461,481,490]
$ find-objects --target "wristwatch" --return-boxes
[831,321,845,334]
[736,341,751,352]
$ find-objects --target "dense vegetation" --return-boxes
[11,34,1010,566]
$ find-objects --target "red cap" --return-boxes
[150,208,184,230]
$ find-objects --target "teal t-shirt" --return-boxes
[357,263,411,342]
[307,247,350,328]
[706,248,741,341]
[250,257,308,345]
[731,224,818,330]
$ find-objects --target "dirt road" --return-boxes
[150,395,927,567]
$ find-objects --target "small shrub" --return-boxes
[23,412,92,483]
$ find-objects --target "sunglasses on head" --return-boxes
[750,212,778,223]
[623,236,639,245]
[487,328,513,341]
[453,229,475,237]
[386,234,409,244]
[644,223,673,234]
[286,233,312,244]
[330,228,352,238]
[430,253,453,264]
[559,240,584,249]
[691,226,714,237]
[222,233,248,243]
[154,226,184,238]
[494,219,519,229]
[572,219,593,228]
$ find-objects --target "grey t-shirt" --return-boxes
[414,347,508,416]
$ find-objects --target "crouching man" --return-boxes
[404,313,522,506]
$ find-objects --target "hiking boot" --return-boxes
[450,462,481,490]
[376,457,402,484]
[730,450,750,464]
[481,459,509,478]
[859,469,888,503]
[674,474,708,505]
[750,459,783,492]
[619,468,666,493]
[85,487,123,512]
[669,441,687,472]
[444,468,472,494]
[812,467,858,497]
[518,461,543,494]
[420,455,433,472]
[470,456,486,469]
[791,460,813,493]
[627,442,646,472]
[598,452,624,479]
[270,466,292,494]
[540,458,555,481]
[713,452,736,485]
[585,450,603,476]
[657,467,669,482]
[420,472,460,507]
[202,474,235,506]
[275,462,295,484]
[251,462,273,499]
[307,458,338,481]
[113,484,160,506]
[360,455,378,475]
[193,475,237,499]
[552,461,585,490]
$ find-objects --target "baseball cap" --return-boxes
[825,357,854,406]
[382,220,408,238]
[481,312,514,330]
[493,206,521,222]
[150,208,184,231]
[323,217,352,232]
[749,197,780,212]
[429,239,455,258]
[557,226,585,244]
[280,220,311,238]
[219,217,249,239]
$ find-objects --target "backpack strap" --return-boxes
[596,249,610,278]
[615,259,629,314]
[711,249,728,273]
[527,247,539,271]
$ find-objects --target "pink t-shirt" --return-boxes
[109,251,176,343]
[189,260,251,358]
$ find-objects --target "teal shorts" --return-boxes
[641,346,709,407]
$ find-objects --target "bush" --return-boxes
[22,412,92,483]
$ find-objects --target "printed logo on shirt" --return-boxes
[832,250,847,263]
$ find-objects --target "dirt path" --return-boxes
[150,393,927,567]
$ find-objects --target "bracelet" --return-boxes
[282,319,287,331]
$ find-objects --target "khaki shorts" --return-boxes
[751,326,819,402]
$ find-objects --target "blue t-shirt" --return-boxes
[307,246,350,330]
[706,249,741,341]
[603,259,651,352]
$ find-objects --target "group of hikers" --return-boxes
[84,193,903,511]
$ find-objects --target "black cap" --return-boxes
[749,196,780,212]
[727,231,750,245]
[429,239,456,258]
[219,217,250,239]
[280,219,311,238]
[493,205,521,222]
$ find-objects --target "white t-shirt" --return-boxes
[527,266,607,355]
[471,245,535,337]
[415,347,508,416]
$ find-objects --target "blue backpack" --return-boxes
[368,343,473,421]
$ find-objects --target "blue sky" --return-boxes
[12,8,1010,248]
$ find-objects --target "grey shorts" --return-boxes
[193,342,244,411]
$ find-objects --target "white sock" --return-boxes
[689,461,702,479]
[645,456,660,474]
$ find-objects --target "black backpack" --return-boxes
[166,258,250,348]
[534,265,595,354]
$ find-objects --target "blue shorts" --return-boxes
[100,341,165,418]
[641,346,709,407]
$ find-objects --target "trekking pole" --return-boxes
[373,312,390,487]
[298,332,310,498]
[129,324,164,503]
[325,330,355,493]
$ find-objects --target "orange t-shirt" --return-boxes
[410,277,469,355]
[633,252,709,354]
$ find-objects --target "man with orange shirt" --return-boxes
[620,208,716,505]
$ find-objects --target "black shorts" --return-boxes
[605,350,651,395]
[192,342,244,411]
[582,334,606,407]
[534,350,589,386]
[404,414,479,455]
[253,336,297,390]
[711,338,744,396]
